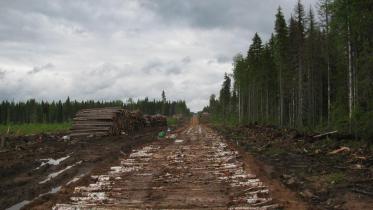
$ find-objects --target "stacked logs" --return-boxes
[144,115,152,127]
[144,114,167,127]
[70,108,168,138]
[70,107,125,138]
[123,110,147,132]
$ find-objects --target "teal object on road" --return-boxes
[158,131,166,138]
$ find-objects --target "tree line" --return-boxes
[124,91,190,116]
[204,0,372,140]
[0,91,190,124]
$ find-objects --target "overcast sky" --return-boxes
[0,0,318,112]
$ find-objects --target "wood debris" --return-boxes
[313,130,338,138]
[328,146,351,155]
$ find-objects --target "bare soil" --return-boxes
[212,124,373,210]
[24,118,289,209]
[4,118,370,209]
[226,142,309,210]
[0,127,164,210]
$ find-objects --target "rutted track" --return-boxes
[0,128,163,210]
[53,118,279,209]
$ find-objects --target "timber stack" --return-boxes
[123,110,146,132]
[70,107,168,138]
[145,114,167,127]
[71,107,125,138]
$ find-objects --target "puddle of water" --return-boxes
[66,177,81,185]
[6,186,62,210]
[49,186,62,194]
[39,161,82,184]
[6,200,30,210]
[66,173,86,185]
[35,153,72,170]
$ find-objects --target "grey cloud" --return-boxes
[0,1,135,44]
[0,4,89,44]
[0,10,41,43]
[0,0,319,112]
[141,60,163,74]
[0,70,7,79]
[91,63,120,75]
[152,80,175,90]
[77,63,133,95]
[182,56,191,64]
[28,63,55,74]
[165,66,182,74]
[146,0,318,35]
[216,55,231,64]
[141,59,185,75]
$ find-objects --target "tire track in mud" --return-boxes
[53,118,279,209]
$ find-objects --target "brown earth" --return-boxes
[226,142,309,210]
[212,124,373,210]
[4,118,370,210]
[23,117,303,209]
[0,126,165,210]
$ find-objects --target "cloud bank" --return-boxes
[0,0,318,111]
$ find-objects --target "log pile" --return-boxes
[144,114,167,127]
[123,110,146,133]
[70,108,168,138]
[71,107,125,138]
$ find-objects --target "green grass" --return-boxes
[167,117,178,126]
[0,123,71,136]
[263,147,287,156]
[206,115,239,127]
[325,172,346,184]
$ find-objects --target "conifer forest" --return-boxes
[205,0,373,140]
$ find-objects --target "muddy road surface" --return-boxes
[24,117,299,210]
[1,127,164,210]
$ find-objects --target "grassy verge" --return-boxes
[167,117,177,126]
[0,123,71,136]
[204,115,239,127]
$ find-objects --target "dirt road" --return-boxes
[1,128,163,210]
[50,118,280,209]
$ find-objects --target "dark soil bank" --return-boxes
[0,127,164,209]
[211,124,373,210]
